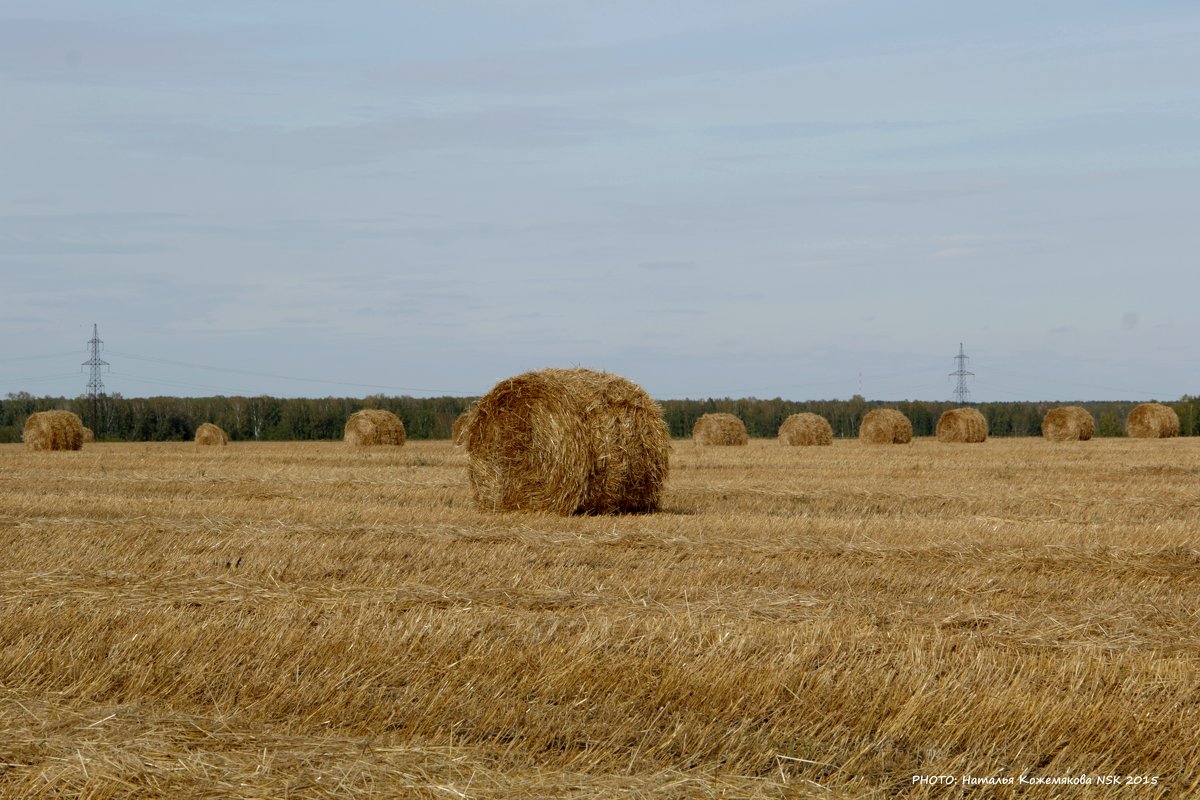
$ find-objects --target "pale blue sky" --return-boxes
[2,1,1198,401]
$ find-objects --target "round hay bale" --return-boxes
[463,367,670,515]
[82,426,95,443]
[858,408,912,445]
[692,413,748,446]
[778,412,833,446]
[23,410,85,451]
[195,422,228,446]
[1126,402,1179,439]
[936,407,988,443]
[1041,406,1095,441]
[451,407,475,446]
[344,409,406,447]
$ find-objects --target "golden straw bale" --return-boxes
[81,426,95,443]
[1126,403,1180,439]
[23,410,85,451]
[778,413,833,446]
[858,408,913,445]
[344,409,406,447]
[194,422,228,446]
[936,407,988,443]
[463,367,670,515]
[1041,406,1095,442]
[692,413,749,446]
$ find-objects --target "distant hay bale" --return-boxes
[1126,403,1180,439]
[936,407,988,443]
[1042,406,1095,442]
[858,408,913,445]
[344,409,406,447]
[778,413,833,446]
[692,413,748,446]
[82,426,95,443]
[195,422,228,446]
[23,410,85,452]
[463,367,670,515]
[451,407,475,446]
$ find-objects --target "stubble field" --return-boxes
[1,437,1198,798]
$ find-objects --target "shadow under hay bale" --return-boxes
[23,410,85,451]
[1042,406,1095,442]
[936,407,988,443]
[778,413,833,446]
[463,367,670,515]
[344,409,406,447]
[1126,403,1179,439]
[859,408,913,445]
[195,422,228,446]
[692,413,748,446]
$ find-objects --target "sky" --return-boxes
[2,1,1198,403]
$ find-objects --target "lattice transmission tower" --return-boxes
[950,342,974,404]
[82,323,109,433]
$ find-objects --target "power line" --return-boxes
[0,372,82,390]
[105,349,479,396]
[0,350,81,364]
[108,371,257,396]
[980,366,1178,400]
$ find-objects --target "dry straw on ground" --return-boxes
[936,407,988,443]
[3,438,1200,797]
[1042,406,1096,441]
[777,412,833,446]
[194,422,228,446]
[858,408,913,444]
[1127,402,1180,439]
[463,367,670,515]
[692,413,748,446]
[344,409,407,447]
[22,410,85,451]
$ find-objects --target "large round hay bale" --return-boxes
[344,409,406,447]
[936,407,988,443]
[1126,403,1179,439]
[692,413,748,446]
[858,408,912,445]
[195,422,228,446]
[23,410,85,451]
[1041,406,1095,441]
[778,413,833,446]
[463,367,670,515]
[82,426,95,443]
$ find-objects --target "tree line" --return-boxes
[2,391,1198,443]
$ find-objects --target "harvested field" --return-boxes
[1,437,1198,798]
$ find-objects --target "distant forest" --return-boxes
[2,392,1198,443]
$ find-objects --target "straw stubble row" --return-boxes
[1,438,1198,796]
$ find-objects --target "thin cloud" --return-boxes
[114,108,626,168]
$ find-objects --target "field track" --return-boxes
[2,438,1198,798]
